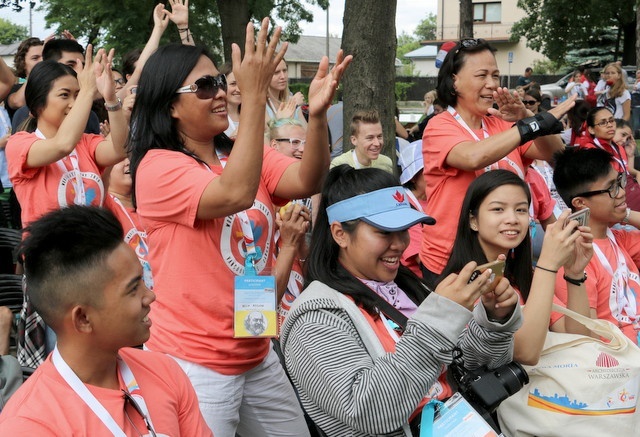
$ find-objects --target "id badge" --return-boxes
[233,275,277,338]
[432,393,502,437]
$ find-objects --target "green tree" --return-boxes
[414,12,436,41]
[0,17,28,44]
[512,0,636,65]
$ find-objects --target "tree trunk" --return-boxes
[459,0,473,39]
[622,17,637,65]
[341,0,398,162]
[216,0,251,62]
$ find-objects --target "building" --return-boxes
[0,43,20,70]
[408,0,545,79]
[403,45,438,77]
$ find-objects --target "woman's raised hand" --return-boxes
[75,44,98,97]
[488,87,528,121]
[94,48,117,102]
[307,50,353,118]
[232,17,287,103]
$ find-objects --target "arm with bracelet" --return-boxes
[166,0,195,46]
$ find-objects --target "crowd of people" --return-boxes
[0,4,639,435]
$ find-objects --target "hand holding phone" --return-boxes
[468,259,506,292]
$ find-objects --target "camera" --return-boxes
[456,362,529,412]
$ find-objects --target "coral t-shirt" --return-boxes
[525,166,556,222]
[136,147,294,375]
[6,131,105,226]
[421,112,532,274]
[0,348,212,436]
[554,229,640,342]
[401,189,428,277]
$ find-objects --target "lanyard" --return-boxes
[351,149,365,169]
[0,108,10,135]
[593,138,628,173]
[36,128,87,205]
[52,347,156,436]
[593,229,640,325]
[447,107,524,179]
[214,150,261,275]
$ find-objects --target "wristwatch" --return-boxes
[104,97,122,112]
[564,271,587,286]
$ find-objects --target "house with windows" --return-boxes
[406,0,545,79]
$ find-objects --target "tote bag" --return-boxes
[497,304,640,436]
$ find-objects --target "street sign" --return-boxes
[508,51,513,63]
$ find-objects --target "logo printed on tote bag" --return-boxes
[596,352,620,368]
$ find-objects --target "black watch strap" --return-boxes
[563,271,587,286]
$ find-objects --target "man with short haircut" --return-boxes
[553,147,640,342]
[0,206,212,436]
[517,67,535,91]
[330,109,394,173]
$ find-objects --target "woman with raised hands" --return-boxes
[128,18,351,437]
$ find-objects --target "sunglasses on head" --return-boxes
[175,74,227,99]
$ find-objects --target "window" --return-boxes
[473,2,501,23]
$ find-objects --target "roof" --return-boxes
[282,35,342,63]
[404,45,437,59]
[0,42,20,57]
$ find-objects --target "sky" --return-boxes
[4,0,438,41]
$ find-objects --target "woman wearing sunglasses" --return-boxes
[419,37,575,288]
[128,19,351,437]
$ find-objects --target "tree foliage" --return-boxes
[512,0,636,65]
[0,0,329,66]
[414,12,436,41]
[0,17,28,44]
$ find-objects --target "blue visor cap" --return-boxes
[326,187,436,232]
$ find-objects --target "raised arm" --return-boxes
[274,50,353,199]
[166,0,195,46]
[0,58,15,101]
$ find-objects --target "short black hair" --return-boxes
[553,147,614,208]
[42,39,85,62]
[19,206,124,330]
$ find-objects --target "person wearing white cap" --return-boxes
[280,165,521,436]
[398,140,428,276]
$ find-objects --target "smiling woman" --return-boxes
[419,37,575,287]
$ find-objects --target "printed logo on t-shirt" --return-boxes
[124,228,154,289]
[220,199,274,276]
[609,270,640,326]
[57,170,105,207]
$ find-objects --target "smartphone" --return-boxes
[468,259,506,291]
[563,208,590,229]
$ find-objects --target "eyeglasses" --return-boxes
[572,172,627,200]
[275,138,306,150]
[122,390,157,437]
[522,100,538,106]
[176,74,227,99]
[594,118,616,128]
[114,78,125,86]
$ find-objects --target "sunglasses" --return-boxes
[572,172,627,201]
[522,100,538,105]
[454,38,484,56]
[176,74,227,99]
[123,390,157,437]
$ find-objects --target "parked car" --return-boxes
[539,66,637,107]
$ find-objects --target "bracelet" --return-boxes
[104,97,122,112]
[563,271,588,286]
[536,265,558,274]
[514,112,563,145]
[623,207,631,224]
[178,27,189,32]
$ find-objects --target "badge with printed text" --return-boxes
[432,393,502,437]
[234,275,277,338]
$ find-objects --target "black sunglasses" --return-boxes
[522,100,538,105]
[454,38,484,56]
[122,390,158,437]
[176,74,227,99]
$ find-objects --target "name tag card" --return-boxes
[234,275,277,338]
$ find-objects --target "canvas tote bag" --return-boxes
[497,304,640,436]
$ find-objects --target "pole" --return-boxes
[326,3,330,58]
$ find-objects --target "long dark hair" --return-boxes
[127,43,232,207]
[306,165,430,314]
[440,170,533,300]
[20,60,76,133]
[437,38,497,108]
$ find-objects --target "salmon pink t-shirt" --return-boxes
[0,347,212,436]
[421,112,533,274]
[136,147,294,375]
[7,131,105,226]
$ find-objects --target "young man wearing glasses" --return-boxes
[0,206,212,436]
[553,147,640,343]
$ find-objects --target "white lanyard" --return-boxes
[214,150,259,264]
[593,229,639,324]
[109,195,139,232]
[52,347,156,436]
[403,187,424,213]
[447,107,524,179]
[36,128,87,205]
[0,108,10,135]
[593,138,627,173]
